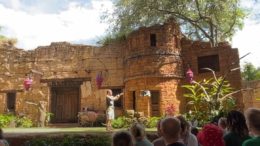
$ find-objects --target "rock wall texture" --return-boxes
[0,20,243,124]
[181,39,243,109]
[243,80,260,109]
[0,42,124,123]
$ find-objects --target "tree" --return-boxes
[104,0,247,46]
[0,27,17,46]
[242,62,260,81]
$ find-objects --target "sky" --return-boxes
[0,0,259,67]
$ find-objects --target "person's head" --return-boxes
[226,110,249,137]
[160,117,181,142]
[176,115,190,137]
[245,108,260,136]
[197,124,224,146]
[112,130,133,146]
[130,123,146,140]
[218,117,227,130]
[107,89,113,96]
[0,128,3,139]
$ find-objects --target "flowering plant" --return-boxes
[165,104,176,117]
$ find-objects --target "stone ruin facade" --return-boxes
[0,21,243,124]
[243,80,260,109]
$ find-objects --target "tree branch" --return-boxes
[219,88,253,102]
[155,8,213,42]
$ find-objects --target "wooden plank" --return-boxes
[51,87,79,123]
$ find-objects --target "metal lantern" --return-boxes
[140,90,151,97]
[186,68,194,83]
[96,72,103,89]
[23,77,33,91]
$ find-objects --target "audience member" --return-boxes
[224,110,250,146]
[218,117,228,135]
[242,108,260,146]
[130,123,153,146]
[112,130,133,146]
[191,127,199,136]
[197,123,224,146]
[160,117,185,146]
[0,128,9,146]
[176,115,198,146]
[152,119,166,146]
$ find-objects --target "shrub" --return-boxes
[24,135,111,146]
[112,114,149,129]
[0,114,33,128]
[16,116,33,128]
[0,114,15,128]
[112,116,127,128]
[146,117,161,128]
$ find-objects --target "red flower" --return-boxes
[96,73,103,89]
[186,68,194,83]
[165,104,176,116]
[23,77,33,91]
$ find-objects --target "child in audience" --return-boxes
[176,115,198,146]
[224,110,250,146]
[218,117,228,135]
[130,123,153,146]
[112,130,133,146]
[242,108,260,146]
[191,127,199,136]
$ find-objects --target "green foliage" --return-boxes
[45,112,54,124]
[85,136,111,146]
[182,77,236,126]
[0,114,15,127]
[25,135,111,146]
[112,116,160,128]
[241,62,260,81]
[112,116,128,128]
[0,114,33,128]
[146,117,161,128]
[103,0,247,46]
[0,37,17,46]
[16,116,33,128]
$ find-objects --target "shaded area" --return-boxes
[3,127,157,146]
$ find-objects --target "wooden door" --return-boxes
[51,87,79,123]
[151,91,160,116]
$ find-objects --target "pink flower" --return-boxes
[165,104,176,116]
[186,68,194,83]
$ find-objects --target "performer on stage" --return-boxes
[106,89,123,131]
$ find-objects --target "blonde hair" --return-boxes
[130,123,146,140]
[245,108,260,131]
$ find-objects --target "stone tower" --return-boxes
[123,20,184,117]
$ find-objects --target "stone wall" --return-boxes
[243,80,260,109]
[181,39,243,109]
[0,42,124,123]
[0,20,243,124]
[123,20,184,116]
[124,78,183,116]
